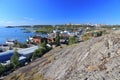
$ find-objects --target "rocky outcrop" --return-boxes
[4,30,120,80]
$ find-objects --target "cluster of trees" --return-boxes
[102,25,120,28]
[33,25,53,28]
[53,32,78,46]
[0,63,4,75]
[35,26,55,34]
[32,41,52,60]
[0,63,13,76]
[0,50,20,76]
[54,32,78,46]
[92,31,103,37]
[14,42,28,48]
[82,30,107,41]
[55,24,94,33]
[90,30,107,37]
[0,43,52,76]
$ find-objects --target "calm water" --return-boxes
[0,27,37,44]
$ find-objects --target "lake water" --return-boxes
[0,27,38,44]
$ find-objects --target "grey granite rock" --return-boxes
[4,30,120,80]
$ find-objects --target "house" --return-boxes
[68,32,75,37]
[61,33,69,37]
[60,31,70,38]
[47,38,55,43]
[60,38,68,44]
[33,38,41,43]
[32,35,41,43]
[53,29,62,33]
[47,33,56,43]
[28,35,47,44]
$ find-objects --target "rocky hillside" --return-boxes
[4,30,120,80]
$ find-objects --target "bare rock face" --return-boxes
[4,30,120,80]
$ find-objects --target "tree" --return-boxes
[32,46,46,60]
[68,36,78,45]
[40,41,47,49]
[10,49,19,69]
[55,32,60,46]
[32,41,52,60]
[0,63,4,75]
[18,42,28,48]
[32,50,38,60]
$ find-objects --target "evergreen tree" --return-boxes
[10,49,19,69]
[40,41,47,49]
[32,41,52,60]
[32,50,38,60]
[55,32,60,46]
[0,63,4,75]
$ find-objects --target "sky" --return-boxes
[0,0,120,26]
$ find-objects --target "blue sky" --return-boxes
[0,0,120,26]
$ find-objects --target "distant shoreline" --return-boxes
[5,26,15,28]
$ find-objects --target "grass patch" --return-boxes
[32,73,44,80]
[28,67,39,76]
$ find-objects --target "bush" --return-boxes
[32,47,46,60]
[32,41,52,60]
[4,64,13,72]
[68,36,78,45]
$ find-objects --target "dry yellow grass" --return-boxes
[86,65,98,71]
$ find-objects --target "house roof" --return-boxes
[0,50,14,62]
[0,46,38,63]
[18,46,38,56]
[1,56,26,65]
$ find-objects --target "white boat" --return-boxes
[6,39,17,46]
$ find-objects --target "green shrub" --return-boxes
[68,36,78,45]
[32,41,52,60]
